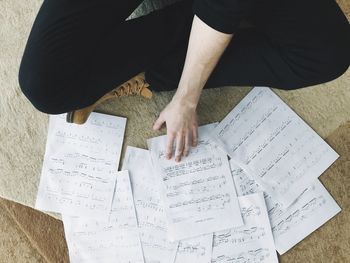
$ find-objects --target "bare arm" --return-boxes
[153,15,233,162]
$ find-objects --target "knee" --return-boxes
[19,64,61,114]
[283,43,349,90]
[283,15,350,90]
[318,45,350,83]
[314,0,350,82]
[315,9,350,83]
[19,49,76,114]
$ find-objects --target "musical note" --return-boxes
[36,112,126,218]
[212,248,272,263]
[271,180,341,254]
[212,87,339,207]
[230,160,286,220]
[122,147,178,263]
[62,171,144,263]
[175,234,213,263]
[148,124,243,241]
[230,160,341,255]
[212,193,278,263]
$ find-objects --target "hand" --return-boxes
[153,98,198,162]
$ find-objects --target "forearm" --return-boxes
[173,15,233,107]
[154,15,233,161]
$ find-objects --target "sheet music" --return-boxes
[148,123,242,241]
[122,146,179,263]
[175,234,213,263]
[230,161,286,220]
[271,180,341,254]
[212,87,339,207]
[36,113,126,217]
[212,193,278,263]
[63,171,144,263]
[229,161,341,255]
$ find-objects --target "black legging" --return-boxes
[19,0,350,114]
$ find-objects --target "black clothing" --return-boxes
[19,0,350,114]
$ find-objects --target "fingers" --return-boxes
[192,125,198,147]
[153,115,165,131]
[175,133,185,162]
[183,131,191,157]
[168,125,198,162]
[166,132,176,160]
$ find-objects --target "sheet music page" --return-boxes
[36,113,126,217]
[212,87,339,207]
[230,160,286,220]
[271,180,341,254]
[148,124,243,241]
[63,171,144,263]
[122,146,179,263]
[229,161,341,254]
[174,234,213,263]
[212,193,278,263]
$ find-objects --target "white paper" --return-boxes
[271,180,341,254]
[229,161,341,254]
[122,146,179,263]
[63,171,144,263]
[230,160,286,220]
[212,193,279,263]
[148,124,243,241]
[212,87,339,207]
[36,113,126,217]
[175,234,213,263]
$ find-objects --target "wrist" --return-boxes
[172,92,198,110]
[173,80,203,109]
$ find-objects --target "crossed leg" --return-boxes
[19,0,349,115]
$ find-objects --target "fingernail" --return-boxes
[175,157,180,163]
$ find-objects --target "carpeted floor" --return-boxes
[0,0,349,262]
[0,0,349,219]
[1,120,349,263]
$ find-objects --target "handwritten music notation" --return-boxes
[213,227,266,246]
[212,193,278,263]
[62,171,144,263]
[109,173,138,228]
[175,234,213,263]
[36,113,126,217]
[212,87,339,207]
[122,147,179,263]
[217,88,265,138]
[271,180,341,254]
[212,248,272,263]
[230,160,286,220]
[230,160,341,255]
[148,124,242,241]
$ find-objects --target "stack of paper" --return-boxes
[36,112,126,218]
[147,124,243,240]
[34,87,341,263]
[62,171,144,263]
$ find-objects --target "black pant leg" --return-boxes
[19,0,194,114]
[146,0,350,91]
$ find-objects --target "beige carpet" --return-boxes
[0,198,69,263]
[0,120,349,263]
[0,2,350,262]
[0,0,350,220]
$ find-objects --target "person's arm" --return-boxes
[153,15,233,162]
